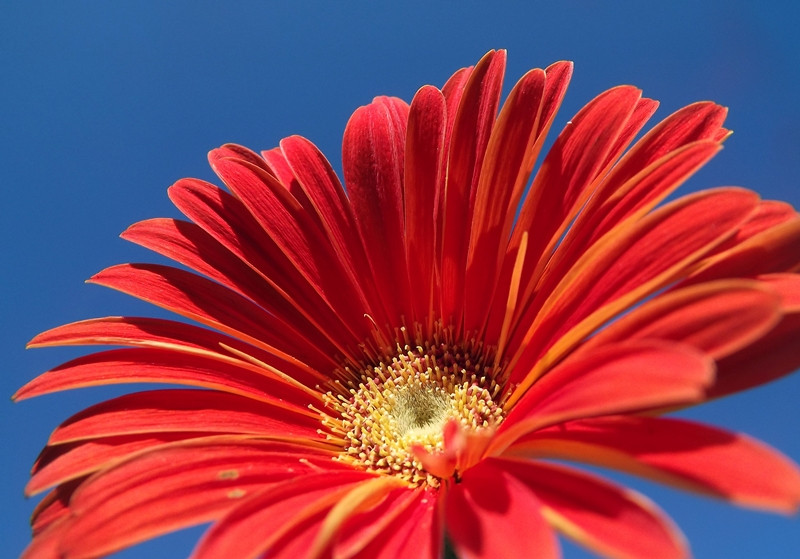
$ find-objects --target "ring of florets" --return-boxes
[318,329,507,487]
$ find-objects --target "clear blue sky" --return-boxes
[2,2,799,558]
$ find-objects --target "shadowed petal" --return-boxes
[494,341,714,453]
[445,460,559,559]
[576,279,782,360]
[497,458,689,559]
[508,416,800,513]
[48,440,345,559]
[190,471,374,559]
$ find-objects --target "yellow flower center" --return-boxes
[320,333,507,487]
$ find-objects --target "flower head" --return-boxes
[18,50,800,559]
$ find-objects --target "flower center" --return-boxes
[320,334,507,487]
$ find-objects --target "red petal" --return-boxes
[89,263,333,370]
[56,440,345,558]
[29,433,198,496]
[343,96,412,327]
[190,471,373,559]
[712,309,800,398]
[48,389,322,444]
[497,458,689,559]
[685,216,800,284]
[495,341,714,453]
[280,135,387,327]
[445,459,559,559]
[14,348,316,410]
[509,415,800,513]
[332,486,438,559]
[121,218,342,358]
[510,85,643,309]
[511,187,759,388]
[404,85,446,329]
[464,67,546,333]
[707,199,798,254]
[209,154,371,338]
[438,50,506,330]
[576,279,781,360]
[168,177,361,346]
[27,316,325,386]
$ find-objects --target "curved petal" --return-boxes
[14,348,318,410]
[576,279,782,360]
[190,471,374,559]
[497,458,689,559]
[711,309,800,398]
[509,85,643,313]
[507,415,800,513]
[26,316,326,386]
[438,49,506,329]
[50,440,345,559]
[509,187,759,394]
[88,263,333,370]
[404,85,446,329]
[121,218,343,359]
[464,67,546,333]
[167,177,362,347]
[444,459,559,559]
[29,433,199,496]
[47,389,323,444]
[493,340,714,453]
[343,96,412,326]
[332,486,438,559]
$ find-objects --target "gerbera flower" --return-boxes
[17,50,800,559]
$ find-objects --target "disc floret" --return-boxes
[320,332,507,487]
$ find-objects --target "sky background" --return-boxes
[2,2,799,558]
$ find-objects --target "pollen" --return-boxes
[319,329,507,487]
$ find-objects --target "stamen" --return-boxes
[317,323,507,487]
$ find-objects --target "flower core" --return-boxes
[321,330,507,486]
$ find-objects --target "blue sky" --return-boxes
[2,2,799,558]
